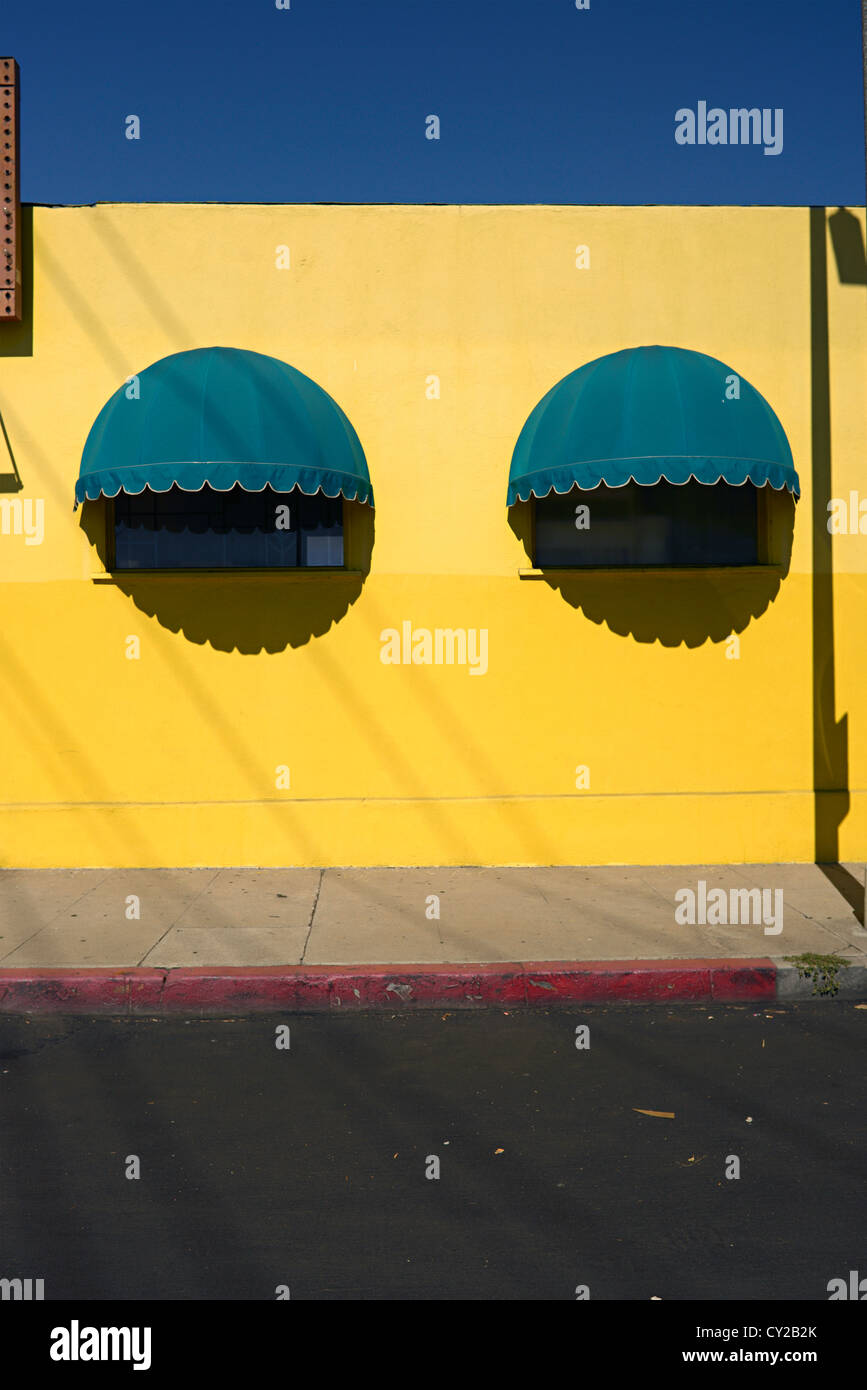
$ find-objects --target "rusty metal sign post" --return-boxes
[1,57,21,321]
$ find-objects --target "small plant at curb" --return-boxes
[783,952,850,997]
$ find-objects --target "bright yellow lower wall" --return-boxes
[0,203,865,867]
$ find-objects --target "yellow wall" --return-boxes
[0,203,865,867]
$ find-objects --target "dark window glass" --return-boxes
[533,480,758,568]
[113,485,344,569]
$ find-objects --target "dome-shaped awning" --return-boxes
[507,345,799,504]
[75,346,373,508]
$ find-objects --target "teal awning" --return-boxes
[75,346,373,508]
[507,345,799,504]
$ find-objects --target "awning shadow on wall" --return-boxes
[508,494,794,648]
[79,498,374,655]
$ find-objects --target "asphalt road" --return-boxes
[0,1003,863,1300]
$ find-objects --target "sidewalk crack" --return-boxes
[0,868,116,963]
[301,869,325,964]
[138,868,221,966]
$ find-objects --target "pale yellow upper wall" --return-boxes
[2,203,863,585]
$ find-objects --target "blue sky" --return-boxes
[5,0,865,206]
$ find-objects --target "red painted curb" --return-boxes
[0,959,777,1014]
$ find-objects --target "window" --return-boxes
[533,480,759,568]
[113,484,343,570]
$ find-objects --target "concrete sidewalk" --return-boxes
[1,863,864,969]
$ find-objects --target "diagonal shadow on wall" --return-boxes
[0,401,22,492]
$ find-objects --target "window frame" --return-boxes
[94,486,361,576]
[524,481,777,572]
